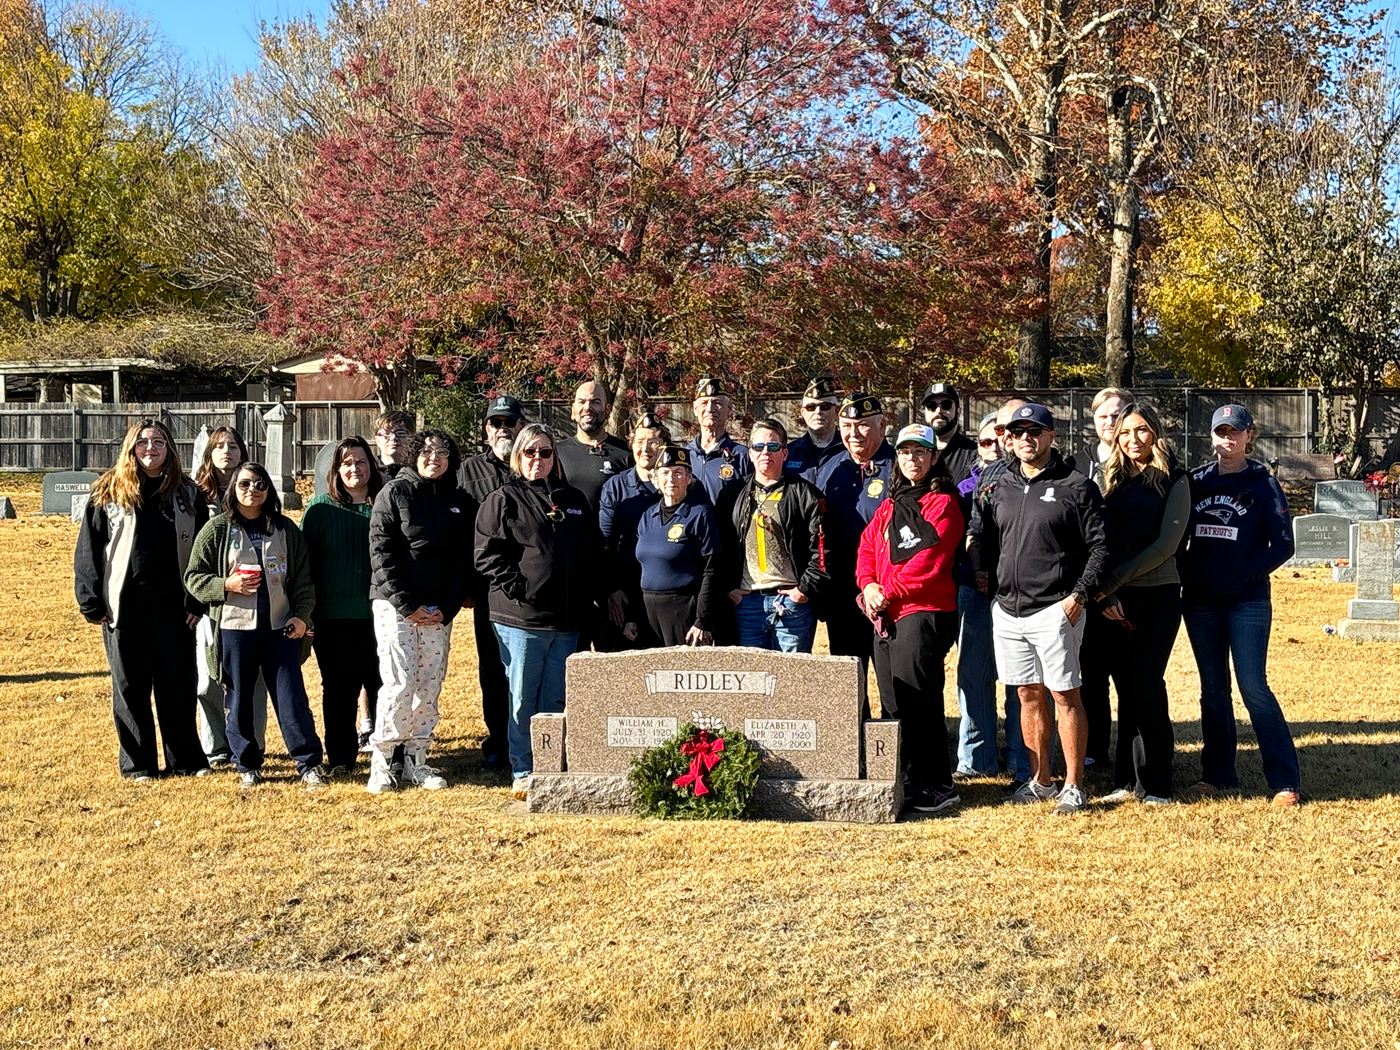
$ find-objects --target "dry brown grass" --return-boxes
[2,471,1398,1049]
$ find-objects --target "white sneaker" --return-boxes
[511,776,530,801]
[1101,786,1143,804]
[1142,794,1172,806]
[1007,778,1058,804]
[366,751,397,794]
[1053,784,1087,816]
[402,756,447,790]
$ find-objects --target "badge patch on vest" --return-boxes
[667,523,686,541]
[866,479,884,498]
[719,464,735,480]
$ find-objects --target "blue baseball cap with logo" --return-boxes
[1210,404,1254,432]
[1006,403,1055,432]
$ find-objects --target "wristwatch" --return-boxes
[1070,591,1088,606]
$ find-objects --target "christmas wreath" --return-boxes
[628,723,761,820]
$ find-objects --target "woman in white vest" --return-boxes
[185,462,327,789]
[74,417,210,781]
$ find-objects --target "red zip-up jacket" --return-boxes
[855,489,964,621]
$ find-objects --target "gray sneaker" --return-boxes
[301,766,329,790]
[1007,778,1058,804]
[402,757,447,790]
[239,770,263,789]
[1053,783,1087,815]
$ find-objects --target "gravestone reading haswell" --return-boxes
[528,648,903,823]
[1291,513,1351,566]
[1314,479,1380,520]
[1338,520,1400,641]
[41,470,101,517]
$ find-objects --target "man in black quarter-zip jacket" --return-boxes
[972,402,1107,817]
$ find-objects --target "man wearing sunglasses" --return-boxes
[920,382,978,486]
[687,376,752,504]
[556,381,633,514]
[456,392,526,773]
[974,403,1107,817]
[785,376,844,478]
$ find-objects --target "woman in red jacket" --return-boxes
[857,423,966,814]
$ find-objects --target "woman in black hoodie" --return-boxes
[366,429,472,794]
[475,423,602,800]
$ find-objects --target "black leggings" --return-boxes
[872,609,959,791]
[1107,585,1182,797]
[312,618,381,768]
[643,590,698,646]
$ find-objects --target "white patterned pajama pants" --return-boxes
[370,599,452,763]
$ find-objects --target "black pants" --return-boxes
[222,627,323,775]
[826,587,885,711]
[643,590,698,647]
[472,600,509,762]
[1107,585,1182,798]
[1079,607,1118,765]
[312,618,380,768]
[103,610,206,777]
[871,610,958,791]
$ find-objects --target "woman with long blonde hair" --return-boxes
[1093,402,1190,804]
[74,418,210,781]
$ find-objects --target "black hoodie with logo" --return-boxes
[977,449,1108,617]
[1180,459,1293,606]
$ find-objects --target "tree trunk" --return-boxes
[371,360,414,411]
[1016,89,1058,389]
[1104,87,1138,388]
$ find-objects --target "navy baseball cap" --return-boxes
[485,394,524,422]
[1210,404,1254,432]
[1006,403,1055,432]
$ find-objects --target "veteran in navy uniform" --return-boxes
[686,376,752,506]
[599,410,674,648]
[808,393,895,691]
[785,375,845,479]
[634,445,721,646]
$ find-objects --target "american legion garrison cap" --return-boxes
[695,377,728,399]
[839,392,883,420]
[656,445,693,469]
[803,376,839,401]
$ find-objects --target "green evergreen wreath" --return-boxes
[628,723,761,820]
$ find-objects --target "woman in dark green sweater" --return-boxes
[302,436,384,773]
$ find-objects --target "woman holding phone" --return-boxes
[185,462,327,789]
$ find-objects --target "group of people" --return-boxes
[73,377,1302,815]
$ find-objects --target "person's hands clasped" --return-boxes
[861,582,888,613]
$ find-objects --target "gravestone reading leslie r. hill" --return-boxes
[527,647,903,823]
[1291,513,1351,565]
[1338,519,1400,641]
[1314,479,1379,521]
[41,470,101,517]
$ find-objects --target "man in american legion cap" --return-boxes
[786,375,845,478]
[687,376,752,505]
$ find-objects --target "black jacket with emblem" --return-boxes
[369,467,474,623]
[475,476,602,630]
[722,474,830,599]
[976,449,1108,616]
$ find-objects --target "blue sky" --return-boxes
[124,0,330,73]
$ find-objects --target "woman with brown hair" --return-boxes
[74,418,210,780]
[194,426,249,507]
[302,436,384,774]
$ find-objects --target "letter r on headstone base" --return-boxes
[863,720,901,782]
[530,713,567,773]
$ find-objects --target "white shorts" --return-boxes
[991,600,1086,692]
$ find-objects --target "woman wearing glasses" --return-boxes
[599,410,673,648]
[475,423,601,800]
[634,445,720,646]
[184,462,327,789]
[75,418,210,781]
[366,429,473,793]
[857,424,965,813]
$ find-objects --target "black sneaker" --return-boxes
[909,786,961,813]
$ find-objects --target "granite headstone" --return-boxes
[41,470,100,516]
[1338,519,1400,640]
[1314,480,1379,520]
[313,440,338,498]
[0,495,15,519]
[1291,513,1351,564]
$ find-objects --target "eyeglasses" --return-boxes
[897,446,932,456]
[486,418,515,430]
[750,442,785,453]
[802,402,837,412]
[978,438,999,448]
[522,447,555,460]
[420,449,450,461]
[376,428,409,440]
[927,399,956,411]
[135,439,168,450]
[236,479,268,491]
[1009,426,1046,439]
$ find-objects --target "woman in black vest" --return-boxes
[1093,403,1190,804]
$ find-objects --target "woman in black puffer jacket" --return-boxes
[475,423,602,800]
[366,428,472,794]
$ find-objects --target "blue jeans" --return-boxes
[221,627,322,775]
[956,586,1030,780]
[493,623,579,779]
[1183,599,1300,793]
[735,592,816,653]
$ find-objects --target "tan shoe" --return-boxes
[1270,789,1301,808]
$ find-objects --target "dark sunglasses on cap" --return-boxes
[522,447,555,459]
[236,478,269,491]
[750,441,785,453]
[1009,425,1046,439]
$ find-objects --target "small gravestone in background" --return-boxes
[1314,479,1379,520]
[313,440,337,497]
[528,648,903,823]
[1338,520,1400,641]
[191,425,211,474]
[262,402,302,510]
[41,470,101,515]
[0,496,15,519]
[1290,513,1351,566]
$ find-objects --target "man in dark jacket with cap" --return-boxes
[922,382,978,486]
[456,392,525,771]
[975,402,1107,816]
[786,376,845,478]
[688,377,752,505]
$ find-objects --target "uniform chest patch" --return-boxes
[866,479,884,498]
[719,464,735,480]
[667,523,686,541]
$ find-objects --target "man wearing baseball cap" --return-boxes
[808,393,895,690]
[456,392,526,772]
[786,376,845,478]
[974,402,1107,815]
[687,376,752,505]
[921,382,978,486]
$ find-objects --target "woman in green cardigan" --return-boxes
[302,436,383,774]
[185,462,327,789]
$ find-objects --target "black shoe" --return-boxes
[909,786,960,813]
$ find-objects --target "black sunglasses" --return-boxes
[1009,426,1046,439]
[750,441,785,453]
[927,399,956,411]
[523,448,555,459]
[978,438,999,448]
[236,478,269,491]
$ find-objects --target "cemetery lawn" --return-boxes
[2,478,1399,1050]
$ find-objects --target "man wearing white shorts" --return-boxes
[975,403,1107,815]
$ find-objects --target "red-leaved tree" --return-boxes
[263,0,1032,413]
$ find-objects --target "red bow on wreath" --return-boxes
[672,730,725,797]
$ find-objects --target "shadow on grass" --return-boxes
[0,669,105,684]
